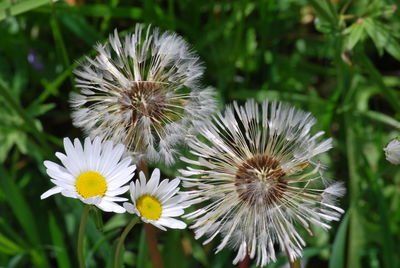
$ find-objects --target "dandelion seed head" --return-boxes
[179,99,345,267]
[71,25,215,165]
[384,137,400,165]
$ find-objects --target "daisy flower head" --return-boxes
[123,168,189,231]
[70,24,216,166]
[384,137,400,165]
[41,137,136,213]
[179,99,345,266]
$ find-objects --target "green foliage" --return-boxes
[1,0,400,267]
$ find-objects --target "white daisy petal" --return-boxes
[106,186,130,196]
[162,207,184,217]
[81,196,102,205]
[40,186,62,199]
[180,99,345,267]
[147,168,160,194]
[41,137,135,213]
[158,217,186,229]
[97,200,126,213]
[123,202,136,214]
[103,196,128,202]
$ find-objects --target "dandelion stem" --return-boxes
[138,160,164,268]
[114,216,140,268]
[238,253,250,268]
[77,205,91,268]
[285,249,301,268]
[289,258,301,268]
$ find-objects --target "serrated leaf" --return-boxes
[363,17,400,60]
[344,23,365,50]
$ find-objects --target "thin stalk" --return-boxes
[345,114,363,268]
[114,216,140,268]
[137,160,164,268]
[289,259,301,268]
[286,250,301,268]
[77,205,91,268]
[238,253,250,268]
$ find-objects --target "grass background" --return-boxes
[1,0,400,267]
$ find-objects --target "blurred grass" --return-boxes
[1,0,400,267]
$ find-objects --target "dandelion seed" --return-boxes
[41,137,136,213]
[70,24,216,165]
[123,168,189,230]
[384,138,400,165]
[179,99,345,266]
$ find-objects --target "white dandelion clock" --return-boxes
[41,137,136,213]
[384,138,400,165]
[179,99,345,266]
[70,24,216,166]
[123,168,189,231]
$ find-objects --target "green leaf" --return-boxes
[163,230,186,268]
[49,213,72,268]
[363,17,400,60]
[59,13,102,46]
[36,4,142,19]
[0,166,49,267]
[0,233,23,255]
[344,23,365,50]
[308,0,339,33]
[25,102,55,117]
[0,0,50,21]
[137,227,150,268]
[329,212,350,268]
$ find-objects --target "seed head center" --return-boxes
[121,82,166,122]
[75,171,107,199]
[235,155,287,206]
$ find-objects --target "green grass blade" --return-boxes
[0,0,50,21]
[0,233,23,255]
[0,166,49,267]
[36,4,142,19]
[137,227,150,268]
[49,213,72,268]
[345,115,364,268]
[329,212,350,268]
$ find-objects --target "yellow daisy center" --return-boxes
[75,171,107,198]
[136,194,162,221]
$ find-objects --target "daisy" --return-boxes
[70,24,216,166]
[41,137,136,213]
[123,168,189,230]
[179,99,345,266]
[384,138,400,165]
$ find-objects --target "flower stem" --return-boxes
[285,249,301,268]
[238,253,250,268]
[77,205,91,268]
[137,160,164,268]
[114,216,140,268]
[289,258,301,268]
